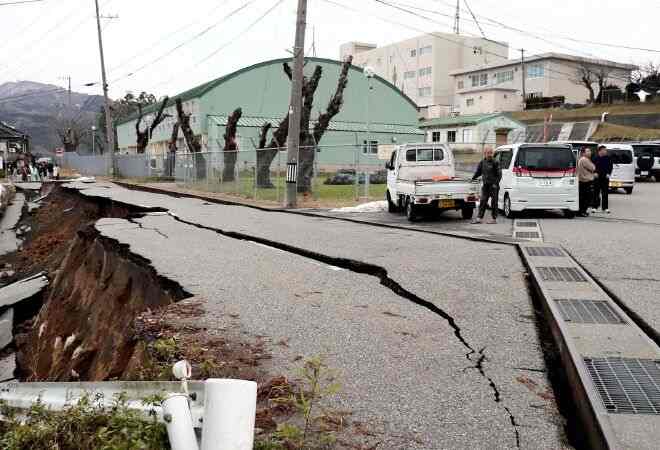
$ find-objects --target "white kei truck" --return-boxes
[385,143,479,221]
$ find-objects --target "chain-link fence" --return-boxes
[171,144,387,204]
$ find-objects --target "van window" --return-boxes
[499,151,513,168]
[633,145,660,158]
[608,149,633,164]
[515,146,575,170]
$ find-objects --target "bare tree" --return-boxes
[165,121,179,177]
[255,56,353,191]
[222,108,242,181]
[175,98,205,179]
[572,63,612,104]
[135,96,170,153]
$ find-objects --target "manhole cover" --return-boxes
[555,299,625,324]
[526,247,564,257]
[517,221,538,228]
[516,231,540,239]
[537,266,587,282]
[584,357,660,414]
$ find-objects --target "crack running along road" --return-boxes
[166,211,522,448]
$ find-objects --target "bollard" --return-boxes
[162,393,199,450]
[201,379,257,450]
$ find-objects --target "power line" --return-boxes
[110,0,258,86]
[143,0,285,93]
[0,87,66,104]
[0,0,45,5]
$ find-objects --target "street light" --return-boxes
[91,126,97,155]
[363,66,375,199]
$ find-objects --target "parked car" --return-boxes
[601,143,635,194]
[495,143,578,218]
[631,143,660,181]
[324,169,387,185]
[385,143,478,221]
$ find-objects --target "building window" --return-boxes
[495,70,514,84]
[419,45,432,55]
[466,98,475,107]
[362,140,378,154]
[410,48,417,57]
[447,131,457,143]
[463,129,473,143]
[527,92,543,99]
[432,131,441,142]
[418,87,431,97]
[480,73,488,86]
[470,74,479,87]
[527,63,544,78]
[457,80,464,89]
[404,70,416,79]
[418,67,432,76]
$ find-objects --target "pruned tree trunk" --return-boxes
[175,98,205,179]
[136,96,169,154]
[297,56,353,193]
[222,108,242,182]
[58,128,80,152]
[257,117,286,188]
[166,121,179,178]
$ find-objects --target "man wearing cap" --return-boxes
[594,145,613,213]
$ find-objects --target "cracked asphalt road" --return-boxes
[68,181,570,449]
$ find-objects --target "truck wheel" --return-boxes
[504,195,515,218]
[386,191,398,213]
[405,198,417,222]
[564,209,575,219]
[461,206,474,220]
[625,187,633,195]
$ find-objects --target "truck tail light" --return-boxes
[467,194,478,202]
[563,167,576,177]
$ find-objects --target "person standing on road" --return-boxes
[53,164,60,180]
[577,147,597,217]
[471,147,501,224]
[594,145,613,214]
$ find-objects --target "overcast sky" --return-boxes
[1,0,659,100]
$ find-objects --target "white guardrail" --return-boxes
[0,372,257,450]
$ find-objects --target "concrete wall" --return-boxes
[458,90,520,115]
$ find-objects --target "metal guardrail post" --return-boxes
[201,379,257,450]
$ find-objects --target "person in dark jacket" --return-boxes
[594,145,613,213]
[471,147,502,224]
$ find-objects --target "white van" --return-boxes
[495,143,579,218]
[601,144,635,194]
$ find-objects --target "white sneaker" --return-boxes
[604,209,610,214]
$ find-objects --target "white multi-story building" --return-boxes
[340,32,509,117]
[450,53,638,115]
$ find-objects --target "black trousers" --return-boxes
[579,181,593,213]
[595,176,609,210]
[479,184,498,219]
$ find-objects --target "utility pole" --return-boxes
[94,0,115,157]
[284,0,308,208]
[453,0,460,35]
[520,48,526,110]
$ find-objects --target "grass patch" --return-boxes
[591,122,660,141]
[511,101,660,122]
[0,393,169,450]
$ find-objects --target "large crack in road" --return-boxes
[164,211,523,448]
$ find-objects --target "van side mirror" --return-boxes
[385,162,392,170]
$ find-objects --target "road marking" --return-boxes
[513,219,543,242]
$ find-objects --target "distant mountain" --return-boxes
[0,81,104,154]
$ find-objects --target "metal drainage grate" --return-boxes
[584,357,660,414]
[555,299,626,324]
[517,221,538,228]
[526,246,564,257]
[516,231,540,239]
[537,266,587,282]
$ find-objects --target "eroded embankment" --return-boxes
[10,185,188,381]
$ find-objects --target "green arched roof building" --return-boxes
[116,57,423,167]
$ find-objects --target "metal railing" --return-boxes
[0,377,257,450]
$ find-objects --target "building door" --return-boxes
[495,128,511,147]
